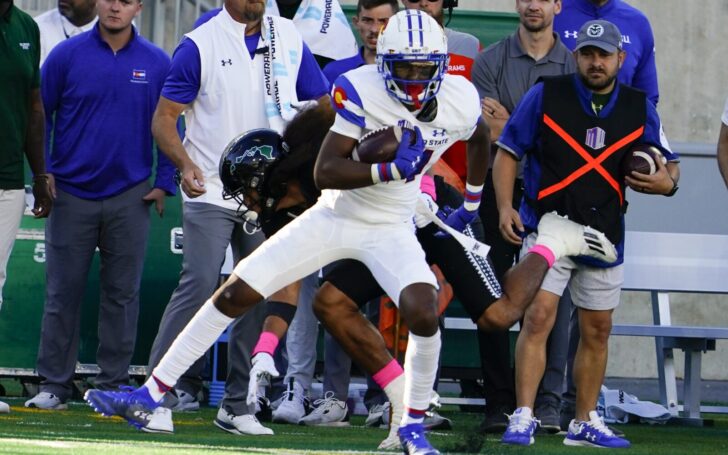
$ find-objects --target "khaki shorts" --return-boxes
[521,232,624,310]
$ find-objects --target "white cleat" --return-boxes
[272,379,307,424]
[143,406,174,434]
[214,408,274,435]
[299,392,349,427]
[25,392,68,410]
[535,212,618,263]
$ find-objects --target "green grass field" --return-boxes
[2,398,728,454]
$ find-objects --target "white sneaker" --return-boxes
[214,408,274,435]
[0,400,9,413]
[25,392,68,410]
[299,391,349,427]
[143,407,174,434]
[365,402,390,428]
[535,212,617,263]
[272,379,306,424]
[171,390,199,412]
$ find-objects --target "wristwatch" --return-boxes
[665,177,679,197]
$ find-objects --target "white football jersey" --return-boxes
[321,65,481,224]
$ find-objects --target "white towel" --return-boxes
[260,16,316,133]
[266,0,357,60]
[598,385,671,425]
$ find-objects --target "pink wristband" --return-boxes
[529,244,556,268]
[419,174,437,201]
[252,331,279,356]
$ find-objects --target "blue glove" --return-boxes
[391,126,426,181]
[435,204,478,238]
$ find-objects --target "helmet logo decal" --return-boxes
[234,145,275,164]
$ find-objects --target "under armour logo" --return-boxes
[221,59,232,66]
[432,129,446,137]
[133,410,151,421]
[564,30,578,39]
[586,431,596,441]
[411,156,421,168]
[410,431,420,439]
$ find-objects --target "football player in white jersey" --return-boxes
[84,10,616,455]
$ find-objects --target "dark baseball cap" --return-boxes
[575,20,623,53]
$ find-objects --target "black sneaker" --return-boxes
[535,401,561,434]
[479,405,511,434]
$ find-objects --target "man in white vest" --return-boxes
[142,0,330,436]
[34,0,97,66]
[196,0,358,68]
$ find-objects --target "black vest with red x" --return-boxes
[535,75,646,245]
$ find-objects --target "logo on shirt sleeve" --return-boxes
[333,87,348,109]
[131,69,147,84]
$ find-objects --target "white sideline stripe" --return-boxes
[15,228,44,240]
[0,437,394,454]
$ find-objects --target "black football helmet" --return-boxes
[219,128,289,225]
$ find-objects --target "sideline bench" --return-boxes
[442,231,728,421]
[614,231,728,424]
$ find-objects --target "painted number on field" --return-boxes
[34,242,45,263]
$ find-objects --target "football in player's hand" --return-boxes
[353,125,408,163]
[620,143,666,177]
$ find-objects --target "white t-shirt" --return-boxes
[34,8,97,67]
[722,96,728,126]
[322,65,481,224]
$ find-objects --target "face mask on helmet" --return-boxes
[219,129,289,226]
[376,9,449,109]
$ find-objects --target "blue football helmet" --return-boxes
[219,129,289,225]
[376,9,449,109]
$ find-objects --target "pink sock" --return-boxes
[529,244,556,267]
[419,174,437,201]
[372,358,404,389]
[252,331,279,356]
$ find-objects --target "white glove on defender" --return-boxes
[413,192,439,229]
[246,352,279,405]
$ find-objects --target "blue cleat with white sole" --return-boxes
[398,423,440,454]
[85,385,159,430]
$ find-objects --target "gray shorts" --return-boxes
[521,233,624,310]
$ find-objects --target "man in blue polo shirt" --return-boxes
[145,0,329,436]
[494,20,679,449]
[554,0,661,431]
[554,0,659,105]
[25,0,176,411]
